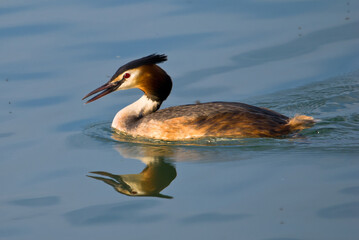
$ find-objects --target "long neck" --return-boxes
[112,95,161,130]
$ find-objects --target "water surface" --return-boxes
[1,1,359,239]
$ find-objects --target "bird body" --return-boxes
[83,54,315,141]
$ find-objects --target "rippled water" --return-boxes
[83,71,359,152]
[1,1,359,240]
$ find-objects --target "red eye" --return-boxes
[123,73,131,78]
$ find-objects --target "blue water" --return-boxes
[1,1,359,239]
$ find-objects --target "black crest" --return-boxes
[110,54,168,81]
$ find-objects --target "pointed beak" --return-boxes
[82,79,124,104]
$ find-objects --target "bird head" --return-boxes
[83,54,172,103]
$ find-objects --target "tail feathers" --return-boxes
[287,114,316,131]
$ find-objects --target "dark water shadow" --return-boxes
[0,71,56,82]
[317,201,359,219]
[0,5,33,15]
[56,118,97,132]
[0,132,14,138]
[66,32,215,61]
[340,186,359,195]
[64,200,166,226]
[173,0,324,17]
[180,212,249,224]
[64,0,147,8]
[0,227,28,239]
[263,238,301,240]
[0,23,67,39]
[15,95,69,108]
[176,21,359,86]
[7,196,60,207]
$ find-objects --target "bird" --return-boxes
[83,54,315,141]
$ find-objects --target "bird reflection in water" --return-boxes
[88,134,177,199]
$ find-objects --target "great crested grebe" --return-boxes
[83,54,315,141]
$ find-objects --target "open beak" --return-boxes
[82,79,123,104]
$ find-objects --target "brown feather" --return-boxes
[122,102,300,140]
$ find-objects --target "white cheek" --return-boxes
[117,69,140,90]
[118,79,136,90]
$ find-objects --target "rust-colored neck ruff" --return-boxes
[136,65,172,102]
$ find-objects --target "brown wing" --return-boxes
[149,102,287,120]
[136,102,291,138]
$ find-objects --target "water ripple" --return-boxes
[80,71,359,152]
